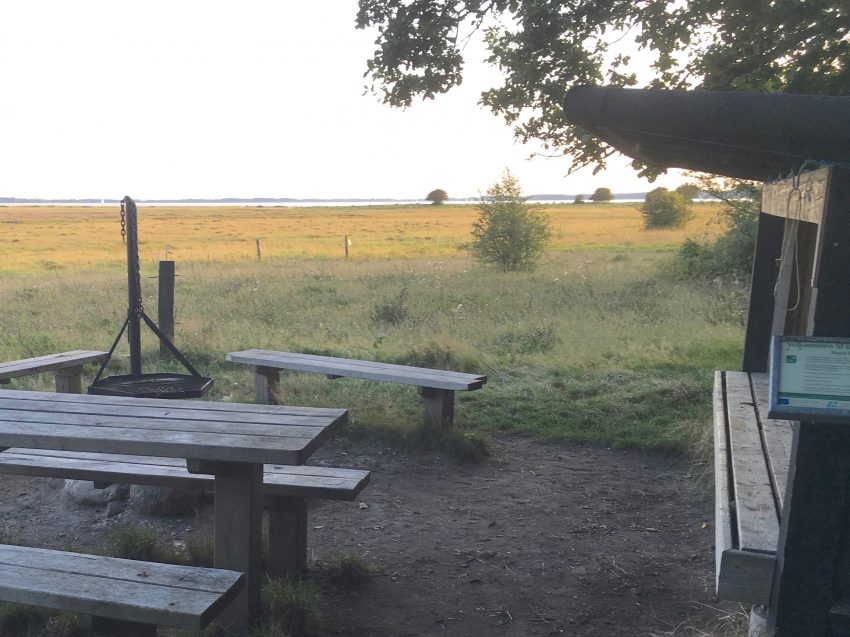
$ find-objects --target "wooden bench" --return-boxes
[0,448,369,576]
[713,370,793,606]
[227,349,487,430]
[0,543,243,636]
[0,350,108,393]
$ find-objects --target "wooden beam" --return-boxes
[762,167,830,224]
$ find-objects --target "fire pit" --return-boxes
[88,196,213,399]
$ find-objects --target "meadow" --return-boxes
[0,201,743,458]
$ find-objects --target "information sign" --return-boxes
[769,336,850,422]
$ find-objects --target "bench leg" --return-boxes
[254,366,280,405]
[54,366,84,394]
[267,495,308,578]
[213,462,264,631]
[418,387,455,431]
[84,615,157,637]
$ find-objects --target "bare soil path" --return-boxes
[0,436,734,636]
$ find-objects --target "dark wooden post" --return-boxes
[768,167,850,636]
[158,261,175,358]
[255,239,261,262]
[344,235,349,258]
[742,212,786,372]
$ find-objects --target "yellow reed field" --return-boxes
[0,202,725,273]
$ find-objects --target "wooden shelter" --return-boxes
[563,87,850,636]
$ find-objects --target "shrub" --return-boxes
[471,170,551,272]
[370,288,409,325]
[641,187,693,229]
[590,187,613,202]
[573,194,585,204]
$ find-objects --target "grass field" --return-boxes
[0,201,743,459]
[0,202,725,272]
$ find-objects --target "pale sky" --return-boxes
[1,1,686,201]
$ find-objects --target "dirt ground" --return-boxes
[0,436,739,637]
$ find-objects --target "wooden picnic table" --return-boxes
[0,388,347,630]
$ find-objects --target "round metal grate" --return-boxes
[88,373,214,399]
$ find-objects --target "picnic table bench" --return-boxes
[0,544,243,636]
[227,349,487,430]
[0,350,108,393]
[0,353,370,577]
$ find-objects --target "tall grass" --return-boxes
[0,237,744,456]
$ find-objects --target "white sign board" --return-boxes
[769,336,850,422]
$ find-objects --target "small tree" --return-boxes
[675,183,701,201]
[641,187,693,229]
[573,194,585,204]
[426,189,448,205]
[471,170,550,271]
[590,187,613,202]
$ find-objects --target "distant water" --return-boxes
[1,196,649,207]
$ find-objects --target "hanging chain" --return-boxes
[120,199,127,243]
[129,205,144,316]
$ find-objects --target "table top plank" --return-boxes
[0,391,346,465]
[0,388,346,419]
[0,403,339,437]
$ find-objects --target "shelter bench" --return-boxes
[0,350,108,393]
[0,449,369,577]
[227,349,487,430]
[713,370,792,608]
[0,543,243,636]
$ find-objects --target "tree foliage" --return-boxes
[590,187,613,202]
[356,1,850,176]
[641,187,692,229]
[426,188,448,205]
[471,170,550,271]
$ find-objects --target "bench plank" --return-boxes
[0,544,242,630]
[725,371,780,555]
[0,449,370,500]
[227,350,486,391]
[750,372,794,509]
[0,351,108,382]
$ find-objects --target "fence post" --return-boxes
[256,239,262,262]
[344,235,349,258]
[158,260,175,357]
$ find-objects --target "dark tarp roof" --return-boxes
[561,86,850,181]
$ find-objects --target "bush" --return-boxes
[673,179,760,281]
[471,170,551,272]
[573,194,585,204]
[641,187,693,229]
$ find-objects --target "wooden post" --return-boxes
[53,366,83,394]
[267,496,308,577]
[158,261,175,357]
[768,167,850,636]
[255,239,261,262]
[418,387,455,431]
[210,462,264,631]
[742,212,785,372]
[344,235,349,258]
[253,366,280,405]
